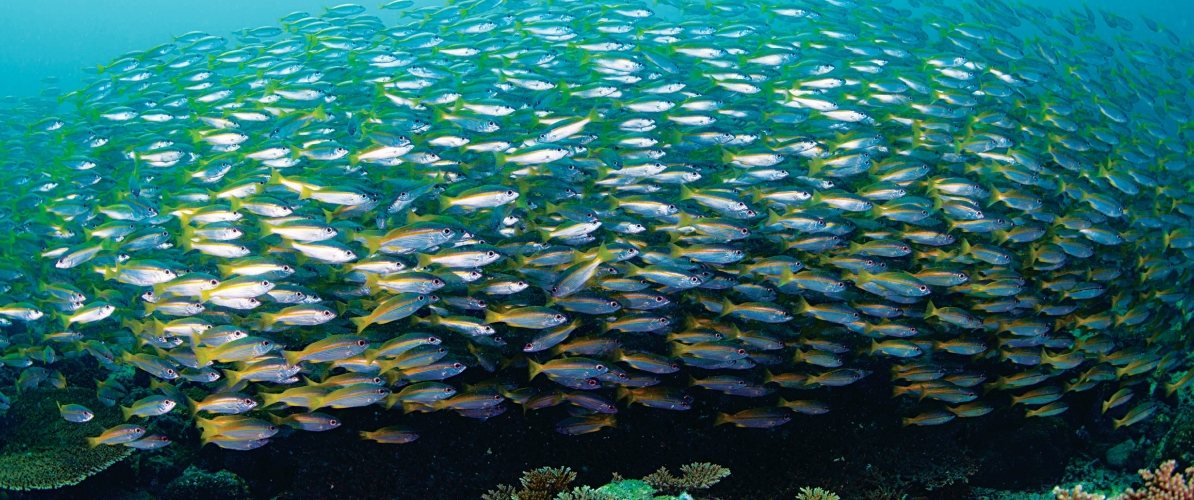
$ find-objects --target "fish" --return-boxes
[58,402,95,423]
[359,426,420,444]
[121,395,178,420]
[86,424,146,448]
[714,407,793,428]
[0,0,1186,455]
[555,414,617,435]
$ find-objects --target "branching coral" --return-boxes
[1118,460,1194,500]
[0,387,132,490]
[642,466,680,492]
[482,484,517,500]
[484,467,577,500]
[486,463,729,500]
[643,462,731,494]
[1053,485,1106,500]
[796,486,842,500]
[680,462,731,490]
[556,486,615,500]
[1053,461,1194,500]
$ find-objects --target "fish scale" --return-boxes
[0,0,1187,449]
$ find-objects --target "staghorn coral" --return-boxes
[680,462,731,490]
[1118,460,1194,500]
[484,467,578,500]
[643,463,731,495]
[483,484,518,500]
[520,466,578,500]
[556,485,615,500]
[796,486,842,500]
[486,463,729,500]
[1053,485,1106,500]
[642,467,680,493]
[0,387,132,490]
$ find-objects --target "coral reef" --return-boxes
[484,467,578,500]
[594,479,657,500]
[1119,461,1194,500]
[796,486,842,500]
[558,485,616,500]
[0,387,132,490]
[163,465,250,500]
[643,463,730,495]
[484,464,729,500]
[1051,460,1194,500]
[1053,485,1106,500]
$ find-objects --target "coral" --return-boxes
[643,463,730,495]
[796,486,842,500]
[485,467,578,500]
[642,467,680,493]
[557,485,615,500]
[519,466,578,500]
[0,387,132,490]
[1118,460,1194,500]
[1155,405,1194,466]
[1053,485,1106,500]
[483,484,518,500]
[486,464,729,500]
[594,479,657,500]
[163,466,250,500]
[679,463,731,490]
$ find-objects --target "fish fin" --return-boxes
[713,412,731,427]
[527,358,543,380]
[350,316,370,334]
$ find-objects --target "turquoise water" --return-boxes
[1,0,1192,98]
[0,0,1193,499]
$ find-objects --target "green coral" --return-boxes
[795,486,841,500]
[0,387,132,490]
[163,466,250,500]
[595,479,657,500]
[557,485,616,500]
[486,464,729,500]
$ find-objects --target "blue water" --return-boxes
[1,0,1192,98]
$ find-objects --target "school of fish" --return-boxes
[0,0,1191,451]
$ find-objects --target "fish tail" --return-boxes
[282,350,302,367]
[718,297,734,317]
[120,405,133,421]
[223,369,242,388]
[186,395,200,418]
[267,413,286,427]
[350,316,370,334]
[713,412,731,427]
[527,358,543,380]
[86,436,101,449]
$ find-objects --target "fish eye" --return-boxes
[357,340,367,346]
[505,190,515,196]
[262,280,271,287]
[166,369,176,376]
[442,228,452,235]
[244,398,254,404]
